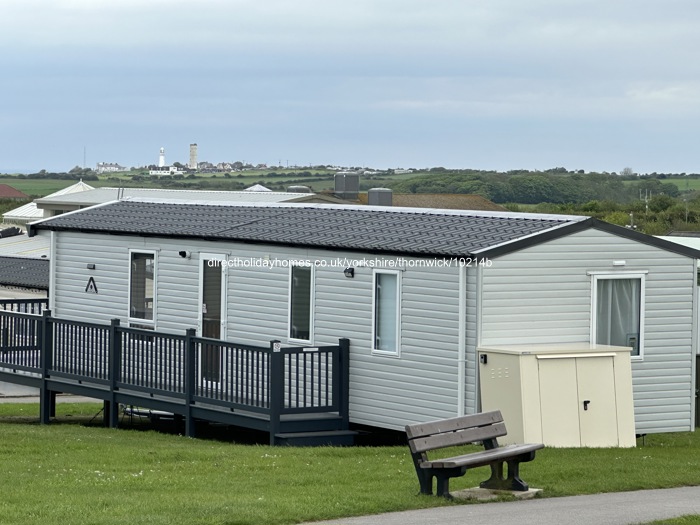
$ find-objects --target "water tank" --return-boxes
[287,185,313,193]
[334,173,359,200]
[368,188,392,206]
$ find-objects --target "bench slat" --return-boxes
[421,443,544,469]
[408,421,507,454]
[405,410,503,440]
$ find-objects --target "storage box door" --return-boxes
[576,356,619,447]
[538,358,581,447]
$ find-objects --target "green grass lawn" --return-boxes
[0,402,699,525]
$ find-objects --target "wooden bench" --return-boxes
[405,410,544,498]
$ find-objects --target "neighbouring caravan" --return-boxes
[28,199,699,439]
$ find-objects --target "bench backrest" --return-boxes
[405,410,506,454]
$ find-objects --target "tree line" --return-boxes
[389,169,681,205]
[388,169,700,235]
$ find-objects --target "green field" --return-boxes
[661,177,700,191]
[623,177,700,192]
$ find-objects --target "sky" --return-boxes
[1,0,699,174]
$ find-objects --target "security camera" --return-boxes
[179,250,191,259]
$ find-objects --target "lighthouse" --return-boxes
[158,147,165,167]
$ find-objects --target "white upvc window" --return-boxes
[288,264,314,343]
[128,250,157,329]
[372,270,401,356]
[590,272,646,359]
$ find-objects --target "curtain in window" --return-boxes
[596,278,640,355]
[375,273,398,352]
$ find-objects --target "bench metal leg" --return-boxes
[435,475,451,498]
[506,460,528,491]
[409,456,434,495]
[432,467,465,498]
[480,460,529,492]
[417,472,433,495]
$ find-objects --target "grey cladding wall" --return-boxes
[477,228,697,434]
[50,231,466,431]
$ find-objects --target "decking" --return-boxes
[0,300,351,445]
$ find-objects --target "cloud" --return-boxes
[2,0,700,172]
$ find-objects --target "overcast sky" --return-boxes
[1,0,699,173]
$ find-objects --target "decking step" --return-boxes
[274,430,357,447]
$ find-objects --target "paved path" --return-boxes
[0,382,97,404]
[307,486,700,525]
[0,382,39,397]
[0,395,97,404]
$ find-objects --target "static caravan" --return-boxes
[27,199,699,441]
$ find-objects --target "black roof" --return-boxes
[28,200,700,260]
[0,257,49,290]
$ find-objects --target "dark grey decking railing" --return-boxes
[0,306,349,444]
[0,310,43,371]
[0,298,49,314]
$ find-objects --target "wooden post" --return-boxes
[184,328,196,438]
[269,340,282,446]
[339,338,350,430]
[39,310,53,425]
[106,318,121,428]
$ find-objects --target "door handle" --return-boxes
[583,400,591,411]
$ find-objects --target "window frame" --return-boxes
[590,271,646,360]
[288,263,314,344]
[371,269,401,357]
[128,249,157,329]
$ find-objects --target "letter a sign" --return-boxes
[85,276,98,294]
